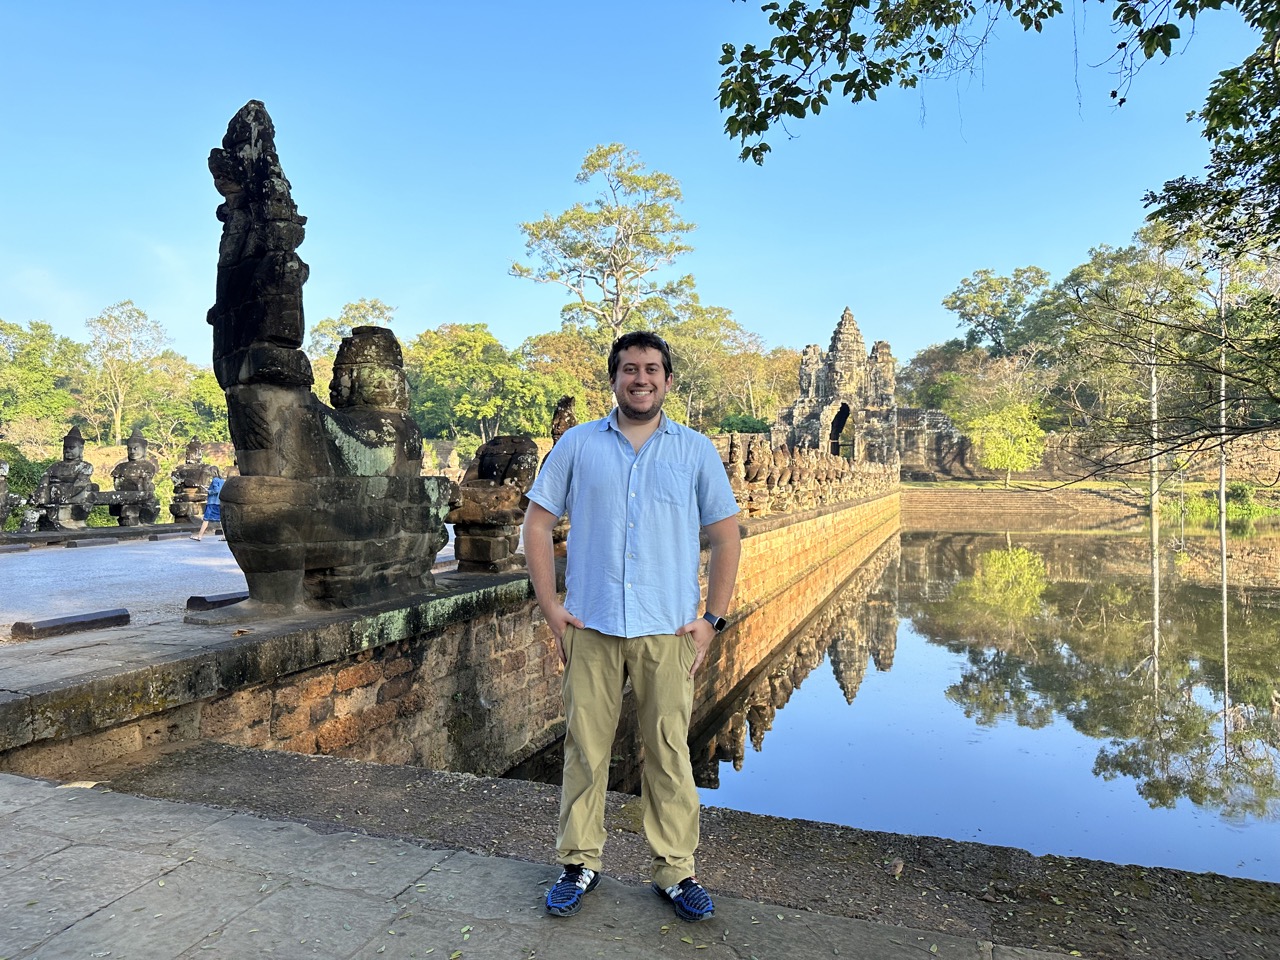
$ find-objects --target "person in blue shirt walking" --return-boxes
[190,474,225,541]
[525,331,742,923]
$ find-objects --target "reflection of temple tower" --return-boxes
[867,553,901,672]
[691,538,902,787]
[773,307,897,463]
[827,629,870,705]
[828,546,900,701]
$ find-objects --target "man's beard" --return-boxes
[618,396,663,423]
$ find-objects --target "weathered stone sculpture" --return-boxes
[446,436,540,572]
[0,461,24,528]
[743,436,768,484]
[724,434,747,501]
[24,427,99,531]
[546,395,577,550]
[101,427,161,526]
[769,444,794,513]
[169,438,221,523]
[201,100,452,617]
[549,395,577,445]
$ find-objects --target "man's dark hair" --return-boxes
[608,331,673,381]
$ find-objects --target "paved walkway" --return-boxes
[0,773,1056,960]
[0,532,459,640]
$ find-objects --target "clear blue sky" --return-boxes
[0,2,1260,368]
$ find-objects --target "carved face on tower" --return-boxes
[185,438,204,464]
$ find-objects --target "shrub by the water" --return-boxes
[1177,482,1270,525]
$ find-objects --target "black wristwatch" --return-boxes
[702,611,728,633]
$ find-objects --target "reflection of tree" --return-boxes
[902,533,1280,820]
[948,546,1047,638]
[947,650,1056,729]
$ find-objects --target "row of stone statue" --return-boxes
[726,433,898,517]
[0,429,224,532]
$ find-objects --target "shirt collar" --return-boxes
[601,409,678,434]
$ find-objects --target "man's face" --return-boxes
[611,346,672,424]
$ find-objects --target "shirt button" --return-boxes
[626,583,632,589]
[630,492,636,497]
[628,522,634,528]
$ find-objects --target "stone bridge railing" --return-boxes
[0,490,902,781]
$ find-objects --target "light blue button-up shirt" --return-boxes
[527,410,740,639]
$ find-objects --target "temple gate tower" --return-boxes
[773,307,897,463]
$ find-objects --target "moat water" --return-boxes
[694,529,1280,884]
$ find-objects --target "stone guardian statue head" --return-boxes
[125,427,149,461]
[329,326,410,412]
[62,426,85,461]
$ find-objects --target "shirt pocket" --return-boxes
[652,461,695,505]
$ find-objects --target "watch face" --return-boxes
[704,612,727,632]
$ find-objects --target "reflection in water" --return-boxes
[689,540,899,788]
[696,529,1280,880]
[905,533,1280,822]
[508,525,1280,879]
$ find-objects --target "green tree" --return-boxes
[720,413,771,433]
[1043,227,1212,472]
[306,298,396,359]
[137,351,230,457]
[307,298,397,399]
[405,323,563,441]
[518,326,615,421]
[942,352,1049,486]
[719,335,800,427]
[963,402,1048,487]
[660,295,744,431]
[511,144,695,340]
[1144,5,1280,253]
[0,319,84,456]
[897,339,986,409]
[719,0,1270,164]
[81,301,171,445]
[943,266,1052,357]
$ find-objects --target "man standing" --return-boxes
[525,331,742,923]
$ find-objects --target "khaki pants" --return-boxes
[556,624,700,889]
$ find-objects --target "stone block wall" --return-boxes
[900,487,1147,533]
[192,602,563,776]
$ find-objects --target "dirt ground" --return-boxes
[89,741,1280,960]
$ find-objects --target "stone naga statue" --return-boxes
[169,437,221,523]
[23,426,99,531]
[200,100,452,617]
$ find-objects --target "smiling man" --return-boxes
[524,330,742,923]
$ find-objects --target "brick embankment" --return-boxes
[902,486,1147,533]
[0,494,901,785]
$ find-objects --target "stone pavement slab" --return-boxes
[0,773,1065,960]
